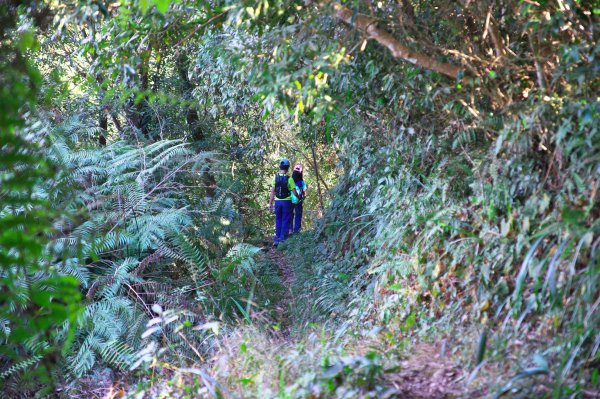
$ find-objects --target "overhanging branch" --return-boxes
[333,4,461,79]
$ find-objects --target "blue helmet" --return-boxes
[279,158,290,168]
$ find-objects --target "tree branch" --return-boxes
[333,4,461,79]
[172,11,227,49]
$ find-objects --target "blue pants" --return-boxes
[274,200,292,243]
[290,202,303,234]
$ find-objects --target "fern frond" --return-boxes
[0,355,43,379]
[225,243,261,275]
[140,142,193,177]
[55,258,90,287]
[99,340,134,370]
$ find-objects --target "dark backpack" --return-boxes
[275,174,291,199]
[295,180,304,200]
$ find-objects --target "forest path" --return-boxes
[386,341,474,398]
[261,242,470,398]
[264,245,296,334]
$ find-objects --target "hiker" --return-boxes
[289,163,307,235]
[269,159,301,246]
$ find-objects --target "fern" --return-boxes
[168,232,207,282]
[95,258,142,300]
[0,354,44,380]
[451,128,478,150]
[55,258,90,288]
[99,340,134,370]
[68,334,99,377]
[225,243,262,275]
[39,129,226,378]
[0,318,10,343]
[2,96,252,385]
[66,298,139,377]
[140,141,193,178]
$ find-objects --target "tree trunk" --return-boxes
[311,144,325,214]
[111,112,123,136]
[133,46,152,138]
[177,53,204,141]
[176,53,215,197]
[98,110,107,146]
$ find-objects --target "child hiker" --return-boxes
[269,159,301,246]
[289,163,307,235]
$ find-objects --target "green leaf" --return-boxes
[561,207,585,225]
[19,31,35,51]
[30,290,52,307]
[139,0,152,12]
[401,313,416,332]
[322,363,343,379]
[513,237,544,305]
[476,329,487,365]
[533,354,548,371]
[154,0,171,13]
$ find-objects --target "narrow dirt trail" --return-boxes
[266,247,295,289]
[264,246,296,334]
[262,242,471,398]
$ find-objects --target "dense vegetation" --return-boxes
[1,0,598,398]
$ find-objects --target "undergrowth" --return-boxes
[2,1,598,398]
[129,322,409,399]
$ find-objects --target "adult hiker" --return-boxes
[289,163,307,235]
[269,159,301,246]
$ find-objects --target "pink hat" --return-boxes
[293,164,303,172]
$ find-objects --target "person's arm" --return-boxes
[269,187,275,211]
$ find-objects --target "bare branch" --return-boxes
[333,4,461,79]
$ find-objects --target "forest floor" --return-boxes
[95,239,585,399]
[266,246,296,336]
[261,245,470,399]
[107,242,492,398]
